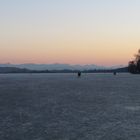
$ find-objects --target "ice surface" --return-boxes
[0,73,140,140]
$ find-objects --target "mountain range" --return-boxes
[0,63,125,71]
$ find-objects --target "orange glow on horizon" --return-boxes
[0,36,139,66]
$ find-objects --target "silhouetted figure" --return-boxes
[113,71,117,76]
[77,72,81,77]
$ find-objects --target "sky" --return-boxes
[0,0,140,66]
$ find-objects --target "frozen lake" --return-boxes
[0,73,140,140]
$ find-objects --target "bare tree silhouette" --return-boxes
[128,61,137,73]
[128,49,140,74]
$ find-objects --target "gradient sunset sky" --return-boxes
[0,0,140,66]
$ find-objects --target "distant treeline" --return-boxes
[0,67,128,74]
[128,49,140,74]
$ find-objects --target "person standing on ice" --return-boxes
[77,71,81,77]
